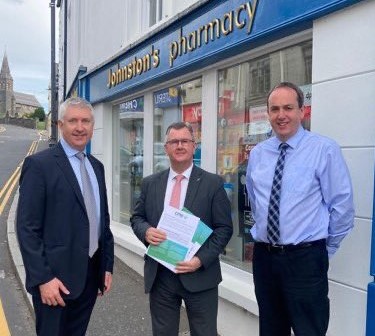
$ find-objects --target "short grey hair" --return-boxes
[58,97,94,121]
[164,121,195,143]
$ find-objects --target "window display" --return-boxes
[112,97,144,224]
[153,78,202,170]
[217,41,312,271]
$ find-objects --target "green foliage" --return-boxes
[37,121,46,130]
[33,107,46,121]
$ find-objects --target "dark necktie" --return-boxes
[75,152,99,257]
[169,175,184,209]
[267,143,289,245]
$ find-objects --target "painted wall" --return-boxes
[312,0,375,334]
[59,0,199,99]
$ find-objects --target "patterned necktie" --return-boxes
[267,143,289,245]
[75,152,99,257]
[169,175,185,209]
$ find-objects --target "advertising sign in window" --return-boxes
[217,41,312,271]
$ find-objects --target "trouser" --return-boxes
[32,252,100,336]
[253,240,329,336]
[150,266,218,336]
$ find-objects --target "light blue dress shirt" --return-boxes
[246,126,354,257]
[60,138,101,226]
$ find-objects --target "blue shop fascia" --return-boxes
[67,0,362,103]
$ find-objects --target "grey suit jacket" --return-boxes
[131,165,233,293]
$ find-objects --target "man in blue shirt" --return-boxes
[246,82,354,336]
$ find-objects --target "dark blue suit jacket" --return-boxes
[131,165,233,293]
[16,142,114,299]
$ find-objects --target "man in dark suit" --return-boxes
[131,121,233,336]
[16,97,114,336]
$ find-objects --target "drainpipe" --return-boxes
[63,0,67,99]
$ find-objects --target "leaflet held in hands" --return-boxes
[146,206,212,272]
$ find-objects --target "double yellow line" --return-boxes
[0,141,38,216]
[0,140,38,335]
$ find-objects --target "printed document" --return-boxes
[146,206,212,272]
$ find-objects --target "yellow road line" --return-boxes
[0,167,20,201]
[0,140,38,334]
[0,140,37,215]
[0,298,11,336]
[26,140,37,157]
[0,168,20,216]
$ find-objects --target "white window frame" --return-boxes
[148,0,163,27]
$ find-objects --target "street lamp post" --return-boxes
[49,0,58,146]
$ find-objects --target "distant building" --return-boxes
[0,51,15,118]
[14,92,42,117]
[0,52,41,118]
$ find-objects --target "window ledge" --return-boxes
[219,262,259,315]
[111,221,146,257]
[111,221,259,316]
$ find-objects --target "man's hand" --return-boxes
[39,277,70,307]
[175,256,202,274]
[99,272,113,296]
[145,227,167,245]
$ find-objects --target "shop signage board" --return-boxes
[153,87,179,108]
[86,0,362,103]
[119,96,144,112]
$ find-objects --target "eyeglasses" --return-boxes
[165,139,195,147]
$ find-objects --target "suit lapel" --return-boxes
[54,143,86,212]
[155,170,169,218]
[184,166,203,211]
[87,155,106,235]
[87,155,103,197]
[87,155,104,216]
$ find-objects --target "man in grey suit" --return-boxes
[131,121,233,336]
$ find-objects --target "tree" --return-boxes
[33,107,45,121]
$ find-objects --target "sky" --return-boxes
[0,0,58,111]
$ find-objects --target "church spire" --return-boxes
[1,51,13,80]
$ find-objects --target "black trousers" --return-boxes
[32,253,100,336]
[149,266,218,336]
[253,240,329,336]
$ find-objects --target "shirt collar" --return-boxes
[273,126,306,150]
[169,163,193,181]
[60,137,86,158]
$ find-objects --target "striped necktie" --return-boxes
[267,143,289,245]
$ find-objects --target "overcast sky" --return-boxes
[0,0,58,111]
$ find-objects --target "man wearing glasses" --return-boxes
[131,121,233,336]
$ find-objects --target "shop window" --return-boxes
[250,58,271,98]
[112,97,144,225]
[217,41,312,271]
[153,78,202,171]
